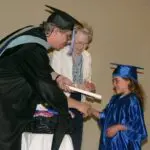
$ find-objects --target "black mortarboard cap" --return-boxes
[45,5,82,30]
[110,63,144,82]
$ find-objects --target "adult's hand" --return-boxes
[77,81,96,93]
[77,102,91,118]
[83,81,96,92]
[88,107,100,118]
[56,75,73,92]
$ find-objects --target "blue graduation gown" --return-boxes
[99,93,147,150]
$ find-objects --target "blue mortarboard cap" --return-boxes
[111,63,144,81]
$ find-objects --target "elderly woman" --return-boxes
[51,23,95,150]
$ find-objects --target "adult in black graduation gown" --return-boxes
[0,5,82,150]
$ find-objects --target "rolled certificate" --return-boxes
[68,86,102,100]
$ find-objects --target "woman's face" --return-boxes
[112,76,130,95]
[73,31,89,55]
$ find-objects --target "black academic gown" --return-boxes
[0,27,70,150]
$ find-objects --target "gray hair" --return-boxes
[40,21,72,36]
[75,22,93,44]
[40,21,56,36]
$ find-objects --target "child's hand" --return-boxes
[88,107,100,119]
[106,124,127,138]
[77,102,91,118]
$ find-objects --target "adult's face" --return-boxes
[47,27,72,49]
[73,31,89,55]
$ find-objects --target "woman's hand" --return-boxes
[77,81,96,92]
[84,81,96,92]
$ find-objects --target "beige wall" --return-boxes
[1,0,150,149]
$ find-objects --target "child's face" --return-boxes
[112,76,130,95]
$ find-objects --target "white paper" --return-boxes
[68,86,102,100]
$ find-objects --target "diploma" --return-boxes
[68,86,102,100]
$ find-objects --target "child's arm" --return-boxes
[106,124,127,137]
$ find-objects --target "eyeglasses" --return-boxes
[75,41,89,47]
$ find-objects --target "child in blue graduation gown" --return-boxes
[91,63,148,150]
